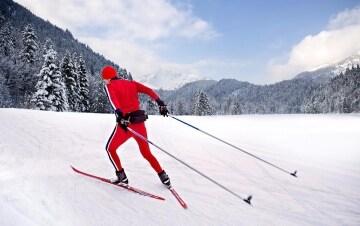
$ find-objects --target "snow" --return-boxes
[0,108,360,225]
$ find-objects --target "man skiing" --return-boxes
[101,65,171,188]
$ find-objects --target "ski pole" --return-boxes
[127,127,252,205]
[168,115,297,178]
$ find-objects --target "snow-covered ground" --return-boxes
[0,108,359,226]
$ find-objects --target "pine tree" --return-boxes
[146,99,158,115]
[0,71,11,107]
[32,39,68,111]
[78,54,89,112]
[127,72,133,81]
[224,98,232,114]
[72,52,82,110]
[119,68,127,79]
[176,99,185,115]
[0,22,16,57]
[19,24,38,64]
[88,76,111,113]
[342,97,350,113]
[17,24,39,103]
[60,50,79,111]
[231,100,242,115]
[192,90,213,116]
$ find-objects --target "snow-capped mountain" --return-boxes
[295,53,360,83]
[135,70,205,90]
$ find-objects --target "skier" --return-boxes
[101,65,171,188]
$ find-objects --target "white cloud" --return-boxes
[14,0,219,78]
[79,37,163,75]
[14,0,218,40]
[328,7,360,29]
[268,6,360,82]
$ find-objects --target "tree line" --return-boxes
[163,66,360,115]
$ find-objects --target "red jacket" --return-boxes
[104,78,159,114]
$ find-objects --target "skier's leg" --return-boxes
[131,123,163,173]
[130,123,171,187]
[105,125,130,171]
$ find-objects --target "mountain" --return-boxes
[137,69,205,90]
[157,53,360,115]
[295,53,360,83]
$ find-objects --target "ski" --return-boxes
[71,166,165,201]
[168,187,187,209]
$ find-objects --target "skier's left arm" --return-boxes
[135,81,169,116]
[134,81,159,100]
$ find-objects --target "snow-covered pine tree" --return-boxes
[72,51,82,111]
[192,90,213,116]
[342,97,351,113]
[0,21,16,57]
[88,76,111,113]
[17,24,40,103]
[146,99,158,115]
[0,70,11,107]
[78,54,89,112]
[176,98,185,115]
[223,98,232,114]
[0,20,18,105]
[119,68,127,79]
[231,100,242,115]
[32,39,68,111]
[19,24,38,64]
[127,72,133,81]
[60,50,80,111]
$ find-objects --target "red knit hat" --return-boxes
[101,65,117,79]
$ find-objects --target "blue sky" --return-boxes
[15,0,360,84]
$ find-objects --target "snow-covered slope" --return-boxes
[136,70,205,90]
[295,53,360,83]
[1,109,360,225]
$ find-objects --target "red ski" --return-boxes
[169,187,187,209]
[71,166,165,201]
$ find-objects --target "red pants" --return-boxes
[106,122,163,174]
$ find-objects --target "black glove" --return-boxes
[156,99,169,117]
[115,109,128,132]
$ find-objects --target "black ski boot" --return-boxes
[109,168,128,185]
[158,170,171,188]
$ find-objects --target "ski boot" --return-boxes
[109,168,128,185]
[158,170,171,188]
